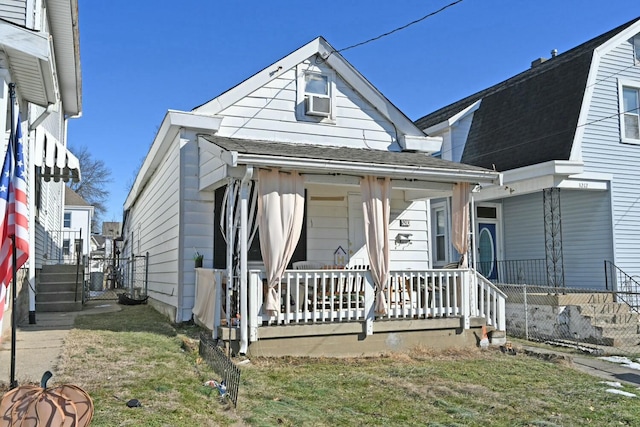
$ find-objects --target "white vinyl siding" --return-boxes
[305,185,429,270]
[0,0,27,26]
[178,134,214,322]
[502,194,544,261]
[581,36,640,278]
[127,133,182,320]
[560,190,613,289]
[209,61,401,150]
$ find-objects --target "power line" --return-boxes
[337,0,464,54]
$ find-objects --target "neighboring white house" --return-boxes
[63,186,93,263]
[0,0,82,336]
[415,16,640,291]
[123,37,505,356]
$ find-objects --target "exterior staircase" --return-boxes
[561,293,640,347]
[36,264,84,312]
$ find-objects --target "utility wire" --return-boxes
[338,0,464,53]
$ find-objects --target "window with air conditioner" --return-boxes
[619,79,640,144]
[297,65,336,122]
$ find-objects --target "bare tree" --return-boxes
[67,145,112,232]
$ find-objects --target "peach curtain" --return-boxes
[257,169,305,316]
[361,176,390,315]
[452,182,470,267]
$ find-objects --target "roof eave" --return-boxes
[46,0,82,116]
[231,152,501,185]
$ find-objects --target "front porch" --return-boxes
[196,267,507,357]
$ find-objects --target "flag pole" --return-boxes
[10,235,17,389]
[8,83,18,389]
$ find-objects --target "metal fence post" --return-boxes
[524,285,529,341]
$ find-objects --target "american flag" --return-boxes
[0,113,29,289]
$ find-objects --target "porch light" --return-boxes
[395,233,412,245]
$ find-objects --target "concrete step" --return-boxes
[35,300,83,312]
[36,290,82,304]
[38,281,82,294]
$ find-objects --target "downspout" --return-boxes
[238,166,253,355]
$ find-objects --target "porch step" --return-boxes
[577,303,637,325]
[36,264,84,313]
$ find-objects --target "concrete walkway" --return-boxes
[0,300,121,386]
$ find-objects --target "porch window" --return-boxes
[619,79,640,143]
[64,212,71,228]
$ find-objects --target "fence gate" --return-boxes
[85,253,148,301]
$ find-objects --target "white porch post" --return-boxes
[364,271,375,335]
[225,179,235,328]
[239,167,253,355]
[462,270,471,329]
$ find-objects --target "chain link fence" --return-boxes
[85,254,148,301]
[499,284,640,356]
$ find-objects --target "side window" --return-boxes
[64,212,71,228]
[431,202,449,266]
[62,239,70,255]
[619,80,640,143]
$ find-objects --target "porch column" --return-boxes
[239,167,253,355]
[225,179,235,329]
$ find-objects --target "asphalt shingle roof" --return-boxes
[414,17,640,172]
[203,135,493,174]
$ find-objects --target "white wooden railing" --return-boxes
[201,267,507,343]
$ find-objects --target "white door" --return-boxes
[348,193,366,266]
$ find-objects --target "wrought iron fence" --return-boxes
[499,283,640,356]
[199,333,241,407]
[43,230,83,265]
[477,259,549,286]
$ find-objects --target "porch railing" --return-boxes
[207,267,506,341]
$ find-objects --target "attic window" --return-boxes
[619,79,640,143]
[296,64,336,123]
[633,35,640,64]
[304,73,330,116]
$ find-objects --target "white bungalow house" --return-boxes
[415,16,640,295]
[123,37,504,356]
[0,0,82,338]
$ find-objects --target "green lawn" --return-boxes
[34,305,640,426]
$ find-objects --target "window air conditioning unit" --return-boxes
[305,95,331,117]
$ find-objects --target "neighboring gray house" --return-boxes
[415,16,640,290]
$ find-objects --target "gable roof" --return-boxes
[194,36,428,142]
[64,185,89,206]
[201,135,499,184]
[415,16,640,172]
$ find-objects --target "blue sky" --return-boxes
[67,0,639,223]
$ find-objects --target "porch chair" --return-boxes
[292,261,325,270]
[291,261,325,312]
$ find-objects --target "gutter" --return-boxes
[232,154,501,185]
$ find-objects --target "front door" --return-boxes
[348,193,366,266]
[477,222,498,280]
